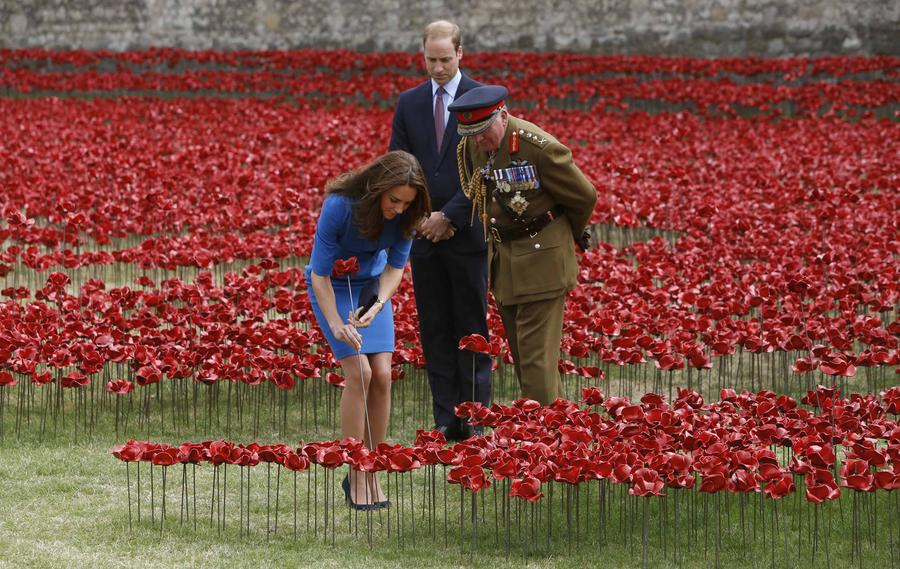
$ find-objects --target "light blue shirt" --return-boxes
[431,70,462,128]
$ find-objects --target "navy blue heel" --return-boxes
[342,475,378,511]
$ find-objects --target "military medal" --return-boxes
[509,193,528,215]
[492,162,540,193]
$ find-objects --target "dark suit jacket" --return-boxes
[389,74,486,255]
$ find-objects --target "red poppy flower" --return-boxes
[208,440,233,465]
[805,469,841,503]
[325,372,345,387]
[580,386,604,406]
[135,364,162,386]
[700,474,726,493]
[178,443,206,464]
[111,440,144,462]
[727,469,760,493]
[763,473,796,499]
[284,451,310,472]
[385,447,421,472]
[106,379,134,395]
[331,257,359,278]
[258,444,289,464]
[61,370,90,388]
[458,334,491,354]
[873,469,900,491]
[630,467,665,497]
[0,371,17,387]
[270,370,295,390]
[840,459,873,491]
[509,476,544,502]
[151,447,182,466]
[31,370,54,386]
[46,271,70,289]
[447,464,490,492]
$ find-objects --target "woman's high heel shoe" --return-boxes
[342,475,378,511]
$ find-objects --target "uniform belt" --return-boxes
[490,205,565,243]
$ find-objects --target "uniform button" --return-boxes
[534,243,541,249]
[490,217,496,223]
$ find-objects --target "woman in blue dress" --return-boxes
[306,150,430,509]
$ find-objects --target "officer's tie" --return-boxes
[434,86,445,148]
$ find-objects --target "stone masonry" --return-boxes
[0,0,897,56]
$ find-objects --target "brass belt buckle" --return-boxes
[490,226,502,243]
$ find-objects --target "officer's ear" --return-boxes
[457,46,463,62]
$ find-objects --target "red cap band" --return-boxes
[457,100,506,124]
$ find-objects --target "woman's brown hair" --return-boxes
[326,150,431,240]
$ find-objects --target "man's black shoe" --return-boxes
[434,424,457,440]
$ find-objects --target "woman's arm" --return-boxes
[353,264,405,328]
[310,272,362,351]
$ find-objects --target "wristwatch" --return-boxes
[440,211,456,229]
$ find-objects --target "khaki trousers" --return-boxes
[498,294,566,405]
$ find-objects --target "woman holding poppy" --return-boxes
[306,150,431,509]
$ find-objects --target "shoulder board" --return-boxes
[516,128,550,149]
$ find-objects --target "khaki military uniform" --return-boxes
[458,115,597,404]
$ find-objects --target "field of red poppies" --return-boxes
[0,49,898,566]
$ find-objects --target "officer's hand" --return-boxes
[576,229,591,252]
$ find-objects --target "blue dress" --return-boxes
[306,194,412,360]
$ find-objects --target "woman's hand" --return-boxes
[331,319,363,351]
[351,300,384,328]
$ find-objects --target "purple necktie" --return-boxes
[434,86,445,147]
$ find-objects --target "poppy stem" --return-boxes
[160,466,167,534]
[770,498,776,569]
[471,489,477,553]
[266,462,271,540]
[641,497,649,569]
[137,461,141,523]
[503,479,509,560]
[180,463,187,526]
[245,466,251,536]
[193,464,197,533]
[274,464,281,537]
[209,465,216,528]
[221,462,228,532]
[126,462,132,532]
[715,492,721,569]
[293,469,297,541]
[673,488,679,564]
[226,379,231,436]
[813,501,819,563]
[150,463,155,525]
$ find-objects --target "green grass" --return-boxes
[1,426,898,569]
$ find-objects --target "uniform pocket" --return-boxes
[509,237,565,297]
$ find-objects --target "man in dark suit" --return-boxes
[389,20,490,440]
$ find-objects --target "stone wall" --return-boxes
[1,0,897,56]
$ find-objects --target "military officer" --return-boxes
[448,85,597,405]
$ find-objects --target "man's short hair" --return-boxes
[423,20,461,51]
